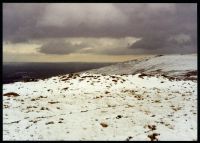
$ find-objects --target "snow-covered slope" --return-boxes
[3,54,197,141]
[86,54,197,79]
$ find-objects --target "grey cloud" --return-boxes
[37,4,128,28]
[39,40,84,55]
[168,34,191,45]
[39,37,140,55]
[129,37,166,50]
[129,33,195,54]
[3,3,45,42]
[126,4,197,54]
[3,3,197,54]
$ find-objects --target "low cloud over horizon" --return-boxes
[3,3,197,62]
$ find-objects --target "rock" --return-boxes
[148,125,156,130]
[3,92,20,97]
[116,115,123,119]
[148,133,160,141]
[105,91,110,94]
[126,136,133,141]
[45,121,54,125]
[48,101,60,104]
[100,122,108,128]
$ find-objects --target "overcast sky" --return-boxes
[3,3,197,62]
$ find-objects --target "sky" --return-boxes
[3,3,197,62]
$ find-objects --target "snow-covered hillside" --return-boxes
[87,54,197,80]
[3,54,197,141]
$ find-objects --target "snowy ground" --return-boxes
[3,72,197,141]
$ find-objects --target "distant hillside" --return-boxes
[86,54,197,80]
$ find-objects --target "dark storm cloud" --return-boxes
[3,3,197,54]
[117,3,197,54]
[3,4,45,42]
